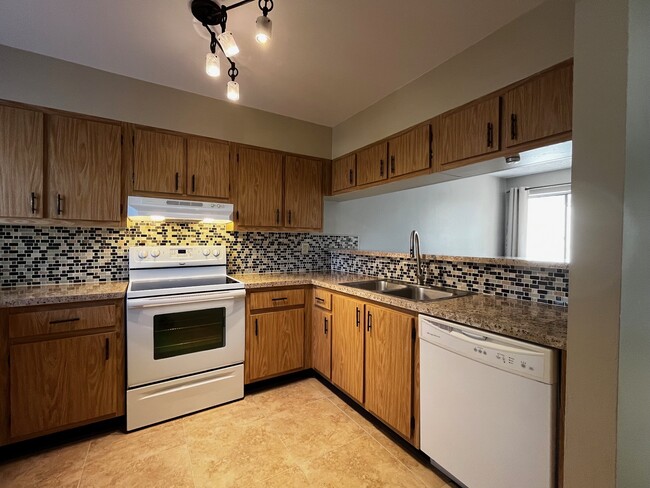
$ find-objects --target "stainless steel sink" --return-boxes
[342,279,471,302]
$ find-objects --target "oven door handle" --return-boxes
[127,290,245,309]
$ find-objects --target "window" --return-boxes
[525,186,571,262]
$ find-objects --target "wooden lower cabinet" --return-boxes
[331,294,364,403]
[311,306,332,379]
[1,299,124,445]
[364,303,415,439]
[247,308,305,382]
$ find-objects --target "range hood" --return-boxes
[127,196,233,223]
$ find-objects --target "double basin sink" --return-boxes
[342,279,471,303]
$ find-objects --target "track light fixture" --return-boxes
[191,0,274,102]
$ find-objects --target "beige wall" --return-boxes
[563,0,628,486]
[0,44,332,159]
[331,0,575,158]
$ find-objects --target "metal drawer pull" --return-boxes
[487,122,494,148]
[355,307,360,328]
[49,317,80,325]
[271,297,287,301]
[315,297,325,302]
[30,192,37,214]
[367,311,372,331]
[56,194,63,215]
[324,317,328,335]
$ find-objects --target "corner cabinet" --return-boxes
[245,288,306,383]
[47,115,122,222]
[1,300,125,445]
[0,105,43,219]
[284,156,322,230]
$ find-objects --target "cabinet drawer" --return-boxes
[313,288,332,310]
[9,304,118,339]
[249,288,305,311]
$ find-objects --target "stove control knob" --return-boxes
[202,249,211,257]
[138,250,148,259]
[213,249,221,257]
[150,249,161,258]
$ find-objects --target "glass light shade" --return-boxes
[227,81,240,101]
[205,53,220,77]
[255,15,272,44]
[217,31,239,57]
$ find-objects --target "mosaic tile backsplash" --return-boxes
[0,224,358,288]
[330,252,569,306]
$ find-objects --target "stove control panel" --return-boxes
[129,245,227,269]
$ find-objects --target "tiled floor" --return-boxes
[0,378,456,487]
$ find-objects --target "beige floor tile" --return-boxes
[265,397,366,464]
[250,465,311,488]
[79,444,193,488]
[301,434,425,488]
[301,377,336,397]
[188,418,294,488]
[246,378,329,415]
[326,393,378,434]
[0,440,89,488]
[182,396,268,440]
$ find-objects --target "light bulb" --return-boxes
[255,15,272,44]
[205,53,220,77]
[227,81,240,101]
[217,31,239,57]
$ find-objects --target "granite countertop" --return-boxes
[329,249,570,270]
[231,272,568,350]
[0,282,129,308]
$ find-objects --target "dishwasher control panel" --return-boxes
[419,315,556,384]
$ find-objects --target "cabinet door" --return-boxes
[187,138,230,199]
[134,129,185,194]
[504,63,573,148]
[9,333,118,439]
[436,97,500,166]
[356,142,388,186]
[332,154,356,193]
[388,125,430,178]
[0,105,43,218]
[312,307,332,379]
[47,115,121,222]
[365,304,414,439]
[248,309,304,381]
[235,147,283,227]
[284,156,322,229]
[331,295,364,403]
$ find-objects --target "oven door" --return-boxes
[126,289,245,388]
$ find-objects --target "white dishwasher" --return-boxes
[419,315,558,488]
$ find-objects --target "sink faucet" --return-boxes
[409,230,425,285]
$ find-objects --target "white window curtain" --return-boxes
[504,187,529,257]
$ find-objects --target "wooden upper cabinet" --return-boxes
[388,125,430,178]
[435,97,500,166]
[47,115,121,222]
[133,129,185,194]
[365,304,414,439]
[247,308,304,382]
[0,105,43,218]
[331,294,365,404]
[284,156,322,229]
[235,147,283,227]
[504,63,573,148]
[356,142,388,186]
[186,138,230,199]
[332,154,356,193]
[9,333,118,439]
[312,306,332,379]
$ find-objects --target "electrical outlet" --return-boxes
[301,242,310,255]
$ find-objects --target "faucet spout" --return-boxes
[409,230,425,285]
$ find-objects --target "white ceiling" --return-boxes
[0,0,545,126]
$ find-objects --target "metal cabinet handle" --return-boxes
[288,210,292,225]
[324,317,328,335]
[367,311,372,331]
[175,172,180,191]
[255,318,259,336]
[390,155,395,174]
[30,192,37,214]
[379,159,384,176]
[271,297,287,302]
[315,297,325,303]
[276,209,280,224]
[487,122,494,148]
[56,194,63,215]
[355,307,360,328]
[235,210,239,221]
[510,114,518,140]
[349,169,353,184]
[105,338,110,361]
[49,317,80,325]
[191,175,196,193]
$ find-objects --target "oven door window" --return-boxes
[153,307,226,360]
